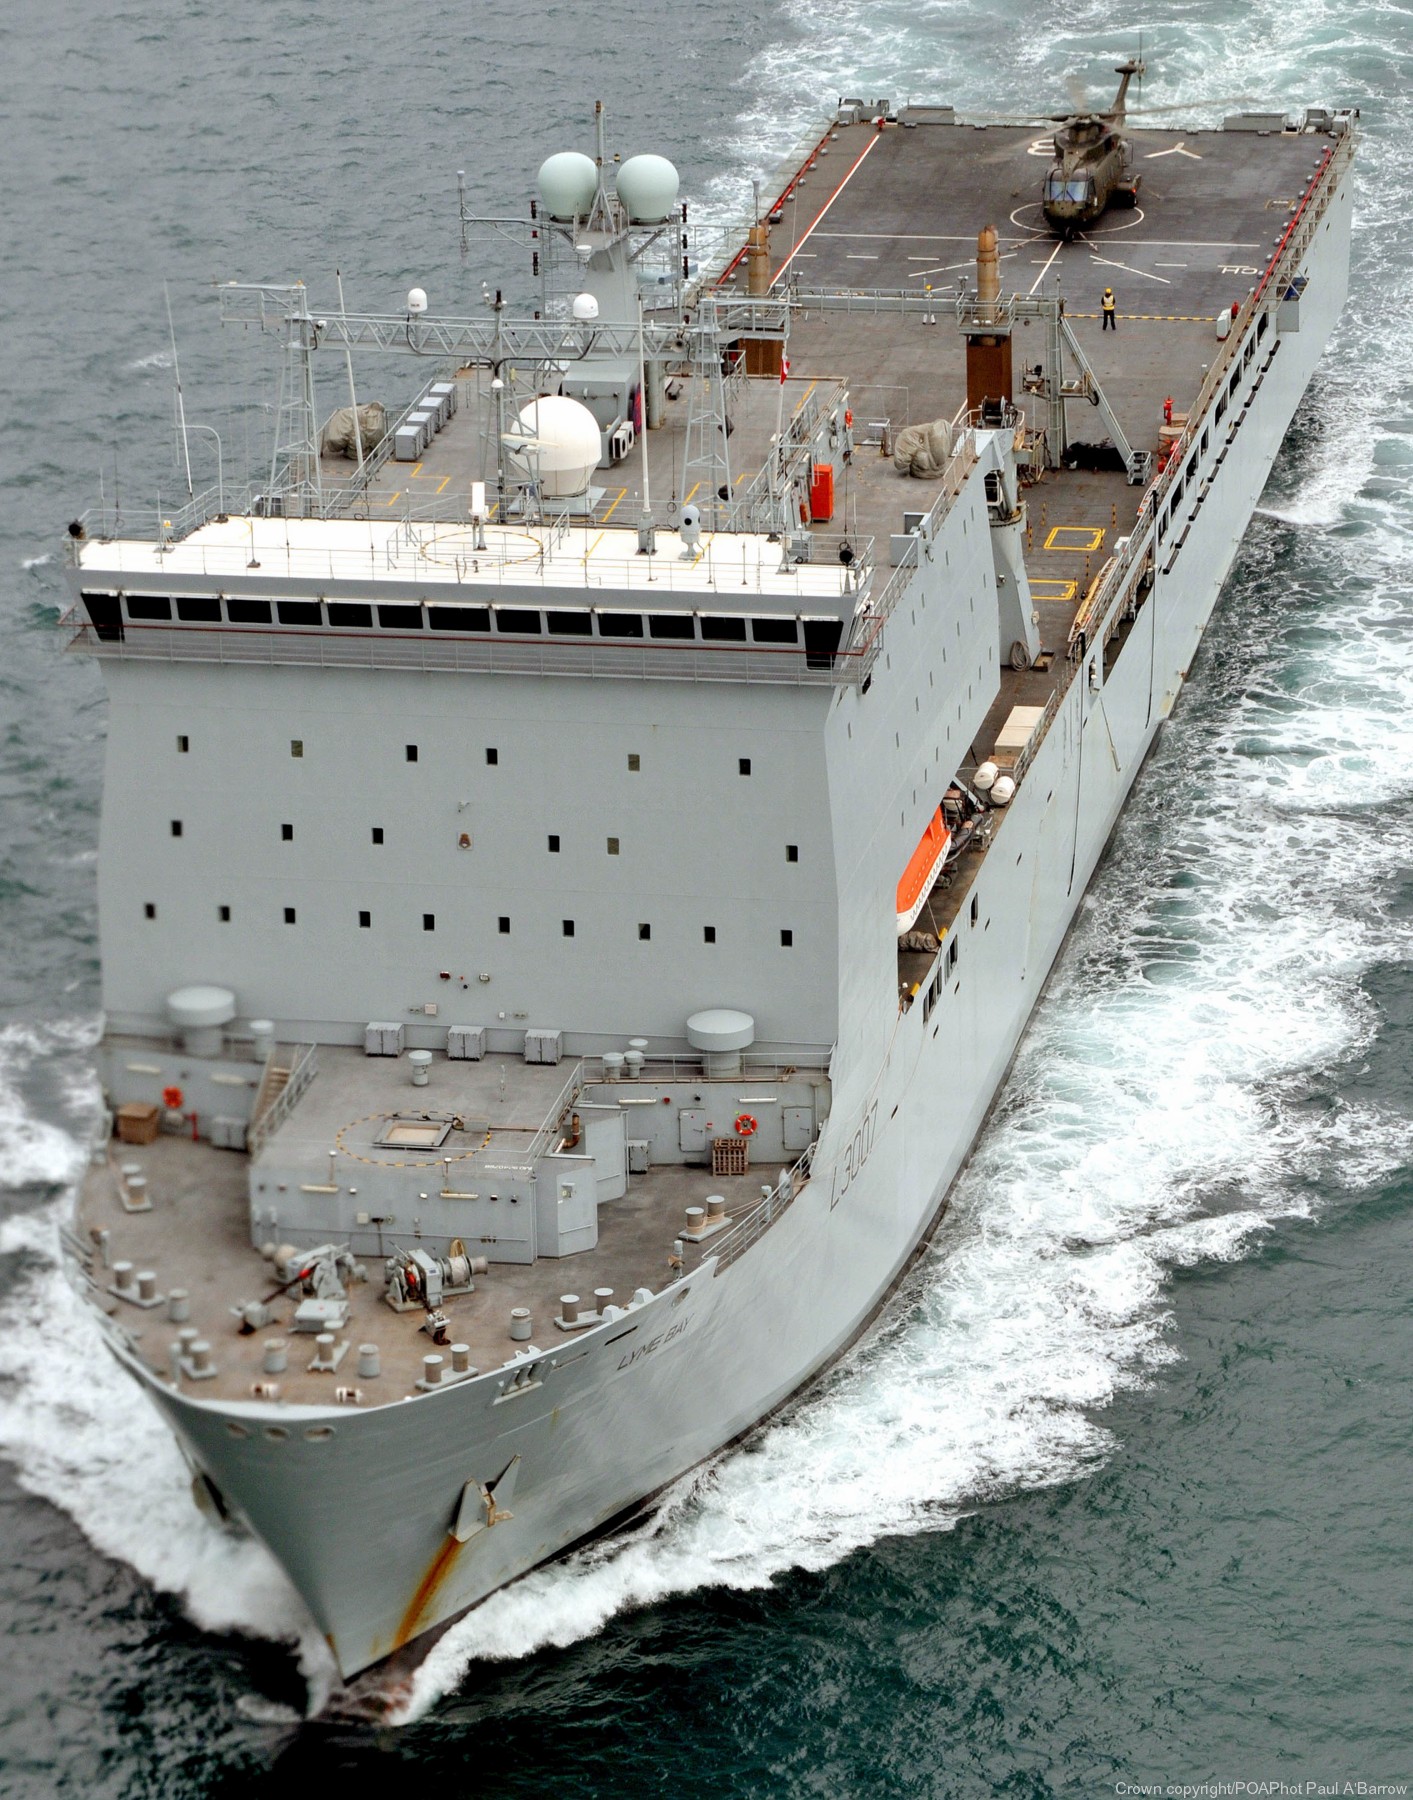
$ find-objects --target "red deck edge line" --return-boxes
[769,127,887,288]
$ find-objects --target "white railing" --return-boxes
[247,1042,318,1159]
[710,1141,817,1273]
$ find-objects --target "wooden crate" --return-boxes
[115,1102,161,1145]
[712,1136,749,1176]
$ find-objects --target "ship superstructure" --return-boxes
[60,96,1355,1683]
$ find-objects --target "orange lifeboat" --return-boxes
[896,806,951,934]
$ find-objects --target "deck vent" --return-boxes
[686,1008,756,1078]
[166,984,236,1058]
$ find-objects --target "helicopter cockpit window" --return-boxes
[1045,175,1093,204]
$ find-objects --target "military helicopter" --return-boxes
[1041,58,1145,237]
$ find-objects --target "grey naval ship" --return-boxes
[60,82,1355,1686]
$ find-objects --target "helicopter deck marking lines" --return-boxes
[912,253,1015,279]
[1045,525,1105,554]
[771,130,885,285]
[1030,578,1080,604]
[600,488,628,522]
[1086,251,1172,284]
[1070,313,1222,322]
[1145,142,1203,160]
[1028,238,1065,294]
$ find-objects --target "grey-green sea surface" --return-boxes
[0,0,1409,1793]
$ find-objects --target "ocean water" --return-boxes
[1,0,1410,1793]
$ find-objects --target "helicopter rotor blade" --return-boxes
[1124,94,1260,116]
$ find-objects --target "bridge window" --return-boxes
[597,612,644,638]
[177,596,221,623]
[229,599,272,624]
[378,603,423,630]
[547,610,593,635]
[359,910,371,928]
[328,602,373,628]
[127,596,172,621]
[429,605,489,632]
[703,926,716,944]
[277,600,321,626]
[649,613,695,640]
[177,735,189,753]
[495,608,541,634]
[638,922,651,941]
[701,615,747,642]
[750,616,799,645]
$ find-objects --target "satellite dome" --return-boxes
[616,154,680,223]
[509,395,601,496]
[538,151,598,221]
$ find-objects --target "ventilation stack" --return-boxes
[744,221,782,378]
[964,225,1013,415]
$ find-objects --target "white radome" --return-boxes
[616,153,680,223]
[510,395,602,496]
[537,151,598,221]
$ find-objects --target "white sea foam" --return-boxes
[20,552,52,570]
[0,1199,336,1707]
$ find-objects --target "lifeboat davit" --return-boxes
[896,806,951,934]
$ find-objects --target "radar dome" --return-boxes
[509,395,601,496]
[538,151,598,221]
[616,154,680,223]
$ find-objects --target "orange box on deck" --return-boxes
[809,463,835,523]
[115,1102,161,1145]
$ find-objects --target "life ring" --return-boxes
[162,1085,184,1110]
[734,1112,758,1138]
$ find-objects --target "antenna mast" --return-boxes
[164,283,194,498]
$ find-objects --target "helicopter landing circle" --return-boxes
[1008,200,1147,238]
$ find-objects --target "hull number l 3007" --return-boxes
[831,1101,879,1210]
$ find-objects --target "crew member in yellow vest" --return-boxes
[1101,287,1117,331]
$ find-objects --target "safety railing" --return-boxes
[710,1141,816,1274]
[247,1042,318,1160]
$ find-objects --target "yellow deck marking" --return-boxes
[1030,577,1080,604]
[1070,313,1222,322]
[382,491,401,505]
[1044,525,1105,553]
[601,487,628,521]
[435,475,450,494]
[685,481,702,503]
